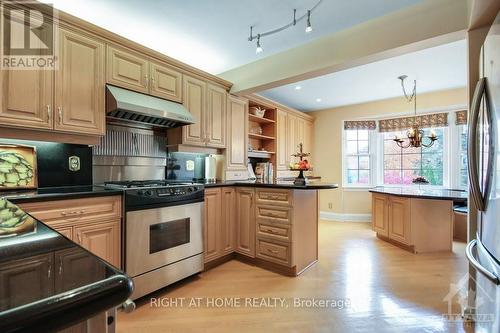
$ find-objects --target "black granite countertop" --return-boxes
[0,198,133,333]
[1,186,123,204]
[203,180,338,190]
[369,186,468,201]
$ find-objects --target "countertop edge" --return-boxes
[368,188,468,201]
[3,189,124,204]
[204,182,338,190]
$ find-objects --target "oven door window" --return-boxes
[149,218,190,254]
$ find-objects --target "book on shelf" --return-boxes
[255,162,273,182]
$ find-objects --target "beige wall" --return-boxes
[309,87,467,218]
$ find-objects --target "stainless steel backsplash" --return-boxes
[93,124,167,183]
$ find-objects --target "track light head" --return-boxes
[305,10,312,33]
[256,34,263,54]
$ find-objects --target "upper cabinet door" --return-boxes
[182,75,206,146]
[276,110,288,170]
[150,62,182,102]
[55,29,105,135]
[0,21,52,130]
[286,114,297,164]
[226,95,248,170]
[106,45,149,93]
[206,84,227,148]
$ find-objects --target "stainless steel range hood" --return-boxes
[106,85,195,128]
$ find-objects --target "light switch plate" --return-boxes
[68,156,80,171]
[186,160,195,171]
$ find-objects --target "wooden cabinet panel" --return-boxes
[204,188,221,263]
[256,238,291,266]
[276,110,288,170]
[226,96,248,171]
[0,21,53,130]
[0,69,52,130]
[256,220,291,242]
[206,84,227,148]
[221,187,235,255]
[150,62,182,102]
[0,254,53,311]
[18,196,122,226]
[286,114,297,164]
[256,205,292,224]
[256,188,292,207]
[106,45,148,93]
[182,75,207,146]
[388,197,411,245]
[235,188,255,257]
[55,226,73,240]
[74,219,121,268]
[303,120,314,163]
[372,194,388,236]
[54,248,105,292]
[55,28,105,135]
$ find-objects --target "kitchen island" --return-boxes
[202,181,338,276]
[0,198,133,333]
[369,187,467,253]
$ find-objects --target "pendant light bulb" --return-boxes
[256,34,263,54]
[305,10,312,33]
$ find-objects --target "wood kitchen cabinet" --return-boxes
[226,96,249,175]
[371,192,454,253]
[18,196,122,268]
[204,188,222,263]
[203,188,235,264]
[372,193,388,236]
[276,110,288,171]
[235,188,255,257]
[0,253,54,311]
[182,75,207,146]
[107,45,183,103]
[0,26,105,137]
[206,84,227,148]
[55,28,105,136]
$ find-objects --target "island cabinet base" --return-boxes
[58,309,115,333]
[203,188,319,276]
[371,193,453,253]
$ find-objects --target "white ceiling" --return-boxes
[45,0,422,74]
[259,40,467,111]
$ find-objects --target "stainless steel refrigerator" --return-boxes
[466,10,500,333]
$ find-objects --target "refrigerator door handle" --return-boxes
[466,239,500,285]
[468,78,486,211]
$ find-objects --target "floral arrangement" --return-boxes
[412,176,430,184]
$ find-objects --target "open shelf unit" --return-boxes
[247,98,277,178]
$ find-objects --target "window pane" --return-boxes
[384,155,401,169]
[421,153,443,170]
[346,130,357,140]
[346,141,357,154]
[402,154,421,169]
[346,156,358,169]
[359,156,370,170]
[358,130,369,140]
[384,140,401,154]
[403,170,420,184]
[358,140,369,154]
[384,170,402,184]
[359,170,370,184]
[347,170,358,184]
[420,170,443,185]
[460,170,468,187]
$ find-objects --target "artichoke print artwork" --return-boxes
[0,199,36,237]
[0,145,37,189]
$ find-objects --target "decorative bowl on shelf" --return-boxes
[250,106,266,118]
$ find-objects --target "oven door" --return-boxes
[125,202,203,277]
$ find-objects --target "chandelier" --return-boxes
[393,75,438,149]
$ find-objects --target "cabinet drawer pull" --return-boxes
[61,210,85,216]
[77,233,82,243]
[58,257,63,275]
[266,248,279,254]
[145,75,149,88]
[58,107,63,123]
[47,265,51,278]
[46,105,51,121]
[265,228,276,233]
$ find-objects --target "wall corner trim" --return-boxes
[320,211,372,222]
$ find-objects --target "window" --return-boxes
[344,129,372,186]
[458,125,468,188]
[382,128,445,185]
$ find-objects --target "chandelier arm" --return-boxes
[248,0,323,41]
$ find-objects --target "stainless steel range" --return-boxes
[104,180,204,300]
[94,124,205,300]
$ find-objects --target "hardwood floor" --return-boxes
[117,221,474,333]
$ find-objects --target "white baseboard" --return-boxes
[320,211,372,222]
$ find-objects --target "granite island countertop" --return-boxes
[369,186,468,202]
[0,198,133,333]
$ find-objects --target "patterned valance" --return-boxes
[344,120,377,130]
[455,110,467,125]
[378,113,448,132]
